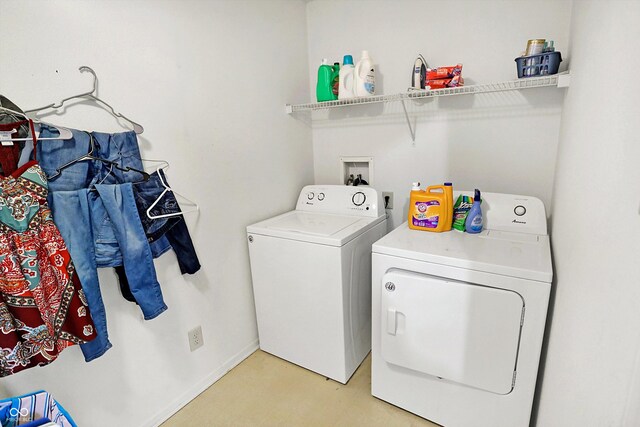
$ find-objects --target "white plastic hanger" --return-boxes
[0,105,73,141]
[143,161,199,219]
[25,66,144,134]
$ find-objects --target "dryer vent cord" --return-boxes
[384,196,390,209]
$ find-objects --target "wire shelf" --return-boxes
[286,73,569,113]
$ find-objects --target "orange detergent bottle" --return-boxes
[443,182,453,231]
[408,182,448,232]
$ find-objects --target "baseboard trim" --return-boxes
[145,339,259,427]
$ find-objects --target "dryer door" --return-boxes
[381,269,524,395]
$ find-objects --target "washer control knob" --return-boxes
[318,193,325,201]
[352,192,366,206]
[514,205,526,216]
[307,192,314,200]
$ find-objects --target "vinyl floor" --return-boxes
[161,350,438,426]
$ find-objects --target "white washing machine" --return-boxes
[371,192,552,427]
[247,185,387,384]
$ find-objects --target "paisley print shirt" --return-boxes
[0,161,96,376]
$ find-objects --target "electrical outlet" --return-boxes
[188,326,204,352]
[382,192,394,210]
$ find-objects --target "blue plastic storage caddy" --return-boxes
[515,51,562,78]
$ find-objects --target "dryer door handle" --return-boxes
[387,308,397,335]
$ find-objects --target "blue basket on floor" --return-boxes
[0,390,77,427]
[515,51,562,78]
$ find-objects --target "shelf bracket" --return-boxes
[400,100,416,142]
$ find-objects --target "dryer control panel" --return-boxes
[297,185,384,218]
[455,191,548,236]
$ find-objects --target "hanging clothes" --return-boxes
[132,168,201,274]
[34,127,167,361]
[0,120,26,177]
[116,169,201,303]
[0,122,96,377]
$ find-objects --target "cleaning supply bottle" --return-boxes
[316,59,337,102]
[465,189,484,234]
[443,182,453,231]
[408,183,447,232]
[331,62,340,98]
[355,50,375,96]
[452,194,474,231]
[338,55,356,100]
[408,182,424,230]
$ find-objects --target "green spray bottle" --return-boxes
[316,59,338,102]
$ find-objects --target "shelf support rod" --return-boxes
[400,99,416,142]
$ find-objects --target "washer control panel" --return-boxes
[297,185,384,218]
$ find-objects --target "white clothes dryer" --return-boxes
[371,192,552,427]
[247,185,387,384]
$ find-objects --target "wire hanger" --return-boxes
[144,163,199,219]
[24,66,144,134]
[47,132,150,182]
[0,105,73,141]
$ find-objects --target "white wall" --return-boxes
[0,1,313,426]
[305,0,572,228]
[536,2,640,425]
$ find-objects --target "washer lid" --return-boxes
[265,212,361,236]
[248,211,386,247]
[372,223,552,282]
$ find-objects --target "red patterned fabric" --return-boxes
[0,161,96,376]
[0,121,26,176]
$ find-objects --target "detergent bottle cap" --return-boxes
[474,188,482,202]
[321,58,328,65]
[361,50,370,58]
[412,182,421,191]
[343,55,354,66]
[444,182,452,186]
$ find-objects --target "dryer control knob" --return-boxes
[514,205,526,216]
[307,192,315,200]
[352,192,366,206]
[318,193,325,201]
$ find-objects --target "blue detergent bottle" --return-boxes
[465,189,483,234]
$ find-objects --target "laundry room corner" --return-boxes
[304,0,572,230]
[0,1,314,426]
[1,0,639,426]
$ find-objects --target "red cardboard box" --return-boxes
[426,75,464,89]
[425,64,463,80]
